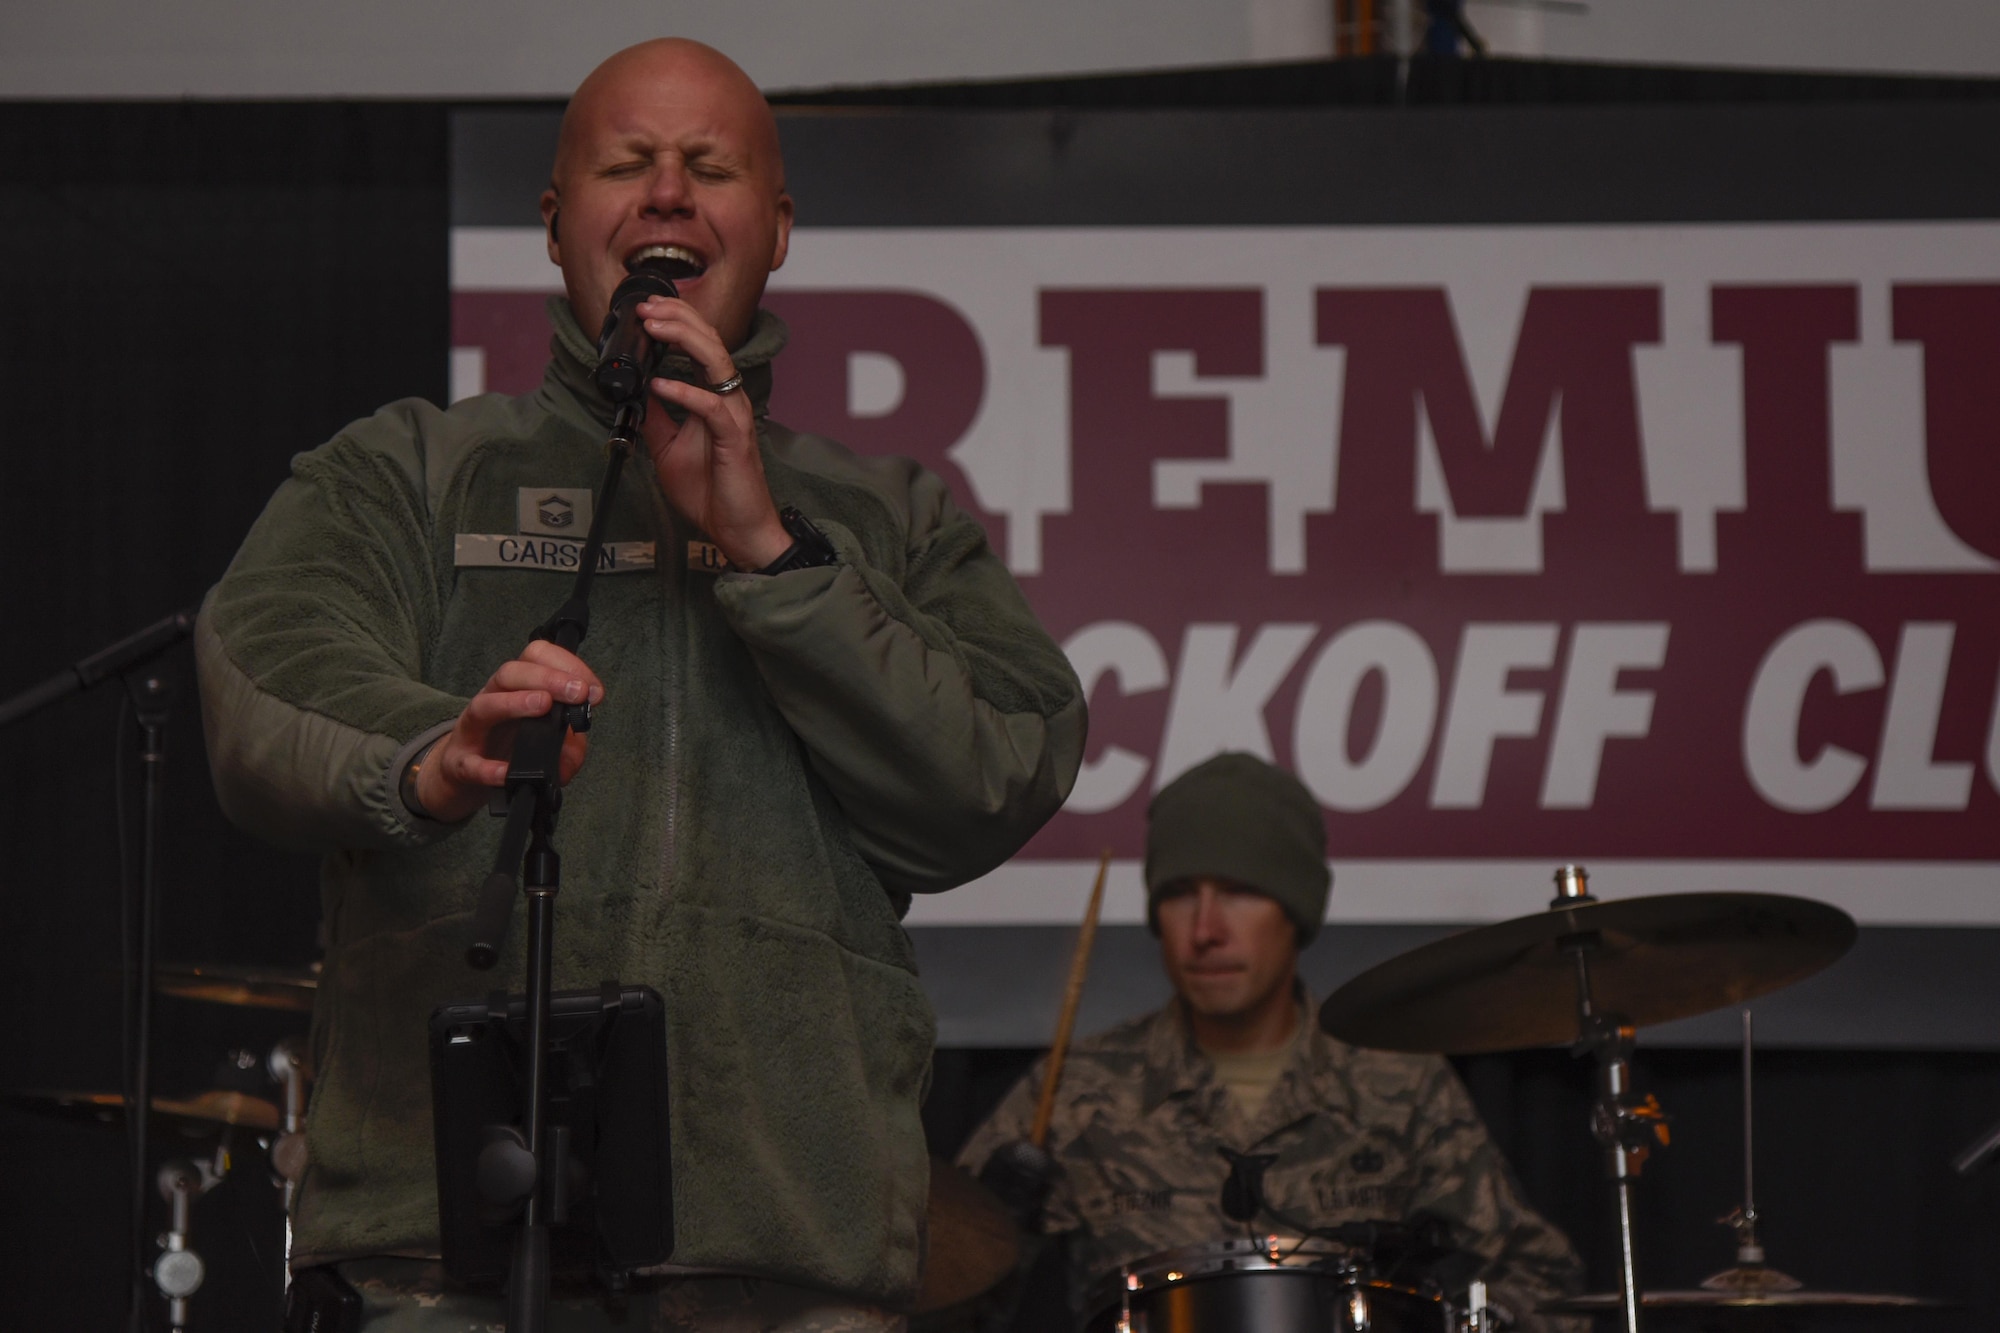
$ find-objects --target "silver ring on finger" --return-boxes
[708,371,745,396]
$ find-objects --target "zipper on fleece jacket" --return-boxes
[647,480,683,908]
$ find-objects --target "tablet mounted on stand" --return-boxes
[429,983,671,1288]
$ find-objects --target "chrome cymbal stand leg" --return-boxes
[1741,1009,1754,1232]
[1576,996,1648,1333]
[152,1150,226,1333]
[1701,1009,1801,1293]
[126,673,172,1333]
[1552,866,1669,1333]
[269,1036,309,1292]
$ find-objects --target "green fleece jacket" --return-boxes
[194,301,1086,1305]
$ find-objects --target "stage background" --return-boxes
[450,70,2000,1052]
[1,58,1997,1331]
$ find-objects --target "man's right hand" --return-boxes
[412,640,605,824]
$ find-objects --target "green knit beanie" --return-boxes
[1144,752,1332,943]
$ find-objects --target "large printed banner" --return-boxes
[452,221,2000,931]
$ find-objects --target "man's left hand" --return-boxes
[639,295,791,570]
[979,1139,1058,1231]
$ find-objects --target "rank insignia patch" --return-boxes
[517,487,593,537]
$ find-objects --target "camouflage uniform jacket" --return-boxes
[958,998,1582,1331]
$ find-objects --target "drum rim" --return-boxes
[1084,1236,1453,1319]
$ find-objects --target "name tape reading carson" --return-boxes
[454,534,656,573]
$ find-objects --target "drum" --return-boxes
[1084,1238,1459,1333]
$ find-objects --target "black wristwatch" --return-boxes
[756,506,839,575]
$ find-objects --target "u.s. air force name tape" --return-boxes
[454,534,656,573]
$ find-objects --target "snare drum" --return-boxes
[1083,1237,1459,1333]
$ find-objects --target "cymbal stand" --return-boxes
[152,1147,228,1333]
[1701,1010,1801,1294]
[1553,866,1670,1333]
[268,1036,309,1291]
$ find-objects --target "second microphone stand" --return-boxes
[0,606,198,1333]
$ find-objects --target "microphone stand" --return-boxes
[126,670,173,1333]
[462,396,646,1333]
[0,606,196,728]
[0,606,197,1333]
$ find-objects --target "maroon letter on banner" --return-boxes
[1892,284,2000,563]
[1711,286,1863,572]
[1313,287,1672,573]
[1038,290,1268,608]
[761,290,998,541]
[452,292,557,397]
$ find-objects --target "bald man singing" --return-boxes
[198,39,1084,1332]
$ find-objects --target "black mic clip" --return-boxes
[1218,1147,1278,1224]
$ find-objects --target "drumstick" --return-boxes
[1029,848,1112,1149]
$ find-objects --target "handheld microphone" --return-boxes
[593,250,703,404]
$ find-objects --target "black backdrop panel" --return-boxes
[0,100,446,1333]
[456,101,2000,228]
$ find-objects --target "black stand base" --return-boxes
[506,1226,551,1333]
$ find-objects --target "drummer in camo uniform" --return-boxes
[958,753,1583,1331]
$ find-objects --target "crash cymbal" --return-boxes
[1321,893,1855,1054]
[1542,1289,1952,1322]
[156,962,319,1012]
[7,1088,282,1135]
[913,1157,1022,1315]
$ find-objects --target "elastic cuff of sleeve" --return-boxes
[713,518,858,607]
[384,719,461,831]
